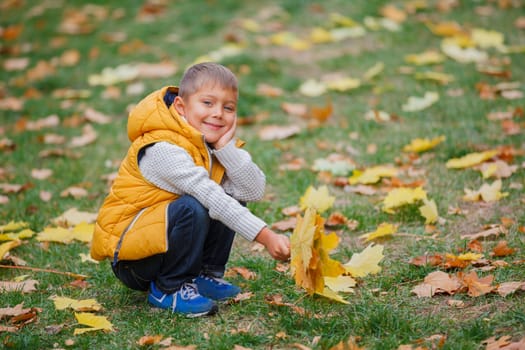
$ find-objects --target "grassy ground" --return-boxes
[1,1,524,349]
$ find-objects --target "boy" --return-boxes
[91,62,290,317]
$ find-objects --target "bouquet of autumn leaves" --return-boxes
[290,186,385,304]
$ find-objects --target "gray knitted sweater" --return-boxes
[138,140,267,241]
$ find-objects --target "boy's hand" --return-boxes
[255,227,291,261]
[213,117,237,150]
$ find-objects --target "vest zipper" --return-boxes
[112,207,147,266]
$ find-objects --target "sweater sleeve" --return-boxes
[212,139,266,201]
[138,141,266,241]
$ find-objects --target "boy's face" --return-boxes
[174,83,237,145]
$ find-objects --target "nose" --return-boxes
[211,105,223,118]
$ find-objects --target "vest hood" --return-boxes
[127,86,203,145]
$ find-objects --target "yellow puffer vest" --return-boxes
[90,86,225,262]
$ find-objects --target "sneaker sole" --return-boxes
[185,304,219,318]
[148,297,219,317]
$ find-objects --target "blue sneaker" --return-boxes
[194,274,241,301]
[148,282,218,317]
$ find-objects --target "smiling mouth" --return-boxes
[204,121,223,129]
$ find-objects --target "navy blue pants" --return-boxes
[111,195,236,294]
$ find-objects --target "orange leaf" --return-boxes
[492,240,516,257]
[458,271,494,297]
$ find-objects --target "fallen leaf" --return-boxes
[405,50,446,65]
[496,282,525,297]
[52,208,98,227]
[463,179,508,202]
[359,223,398,242]
[458,271,494,297]
[324,275,356,293]
[73,312,114,335]
[491,240,516,257]
[0,279,39,293]
[0,240,21,259]
[344,244,384,277]
[258,124,301,141]
[382,186,427,213]
[299,79,327,97]
[402,92,439,112]
[50,296,102,312]
[446,150,499,169]
[419,199,439,224]
[299,186,335,214]
[348,165,398,185]
[403,136,446,153]
[412,271,461,297]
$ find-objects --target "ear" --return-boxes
[173,96,185,116]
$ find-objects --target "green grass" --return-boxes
[1,1,525,349]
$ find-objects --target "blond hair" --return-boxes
[179,62,238,99]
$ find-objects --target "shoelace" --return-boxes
[179,283,200,300]
[203,275,228,285]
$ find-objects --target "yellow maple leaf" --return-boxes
[52,208,98,227]
[441,38,487,63]
[471,28,504,49]
[0,240,21,260]
[446,150,498,169]
[324,275,357,293]
[290,208,317,292]
[403,136,446,153]
[463,180,508,202]
[36,227,74,243]
[0,228,34,242]
[404,50,446,65]
[348,165,398,185]
[310,27,334,43]
[50,296,102,312]
[299,185,335,213]
[290,209,348,302]
[0,221,29,232]
[359,223,398,242]
[316,286,350,304]
[382,186,427,213]
[456,252,484,261]
[419,199,438,224]
[426,21,465,37]
[463,179,509,202]
[74,312,113,335]
[402,91,439,112]
[325,77,361,92]
[344,244,384,277]
[71,222,94,243]
[317,231,345,278]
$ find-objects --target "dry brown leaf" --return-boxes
[458,271,494,297]
[265,294,306,315]
[271,217,297,232]
[492,240,516,257]
[226,266,256,280]
[496,281,525,297]
[258,124,301,141]
[281,102,307,117]
[460,225,507,240]
[409,254,444,267]
[325,212,348,227]
[0,279,39,293]
[137,335,163,346]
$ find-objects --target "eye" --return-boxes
[203,100,212,106]
[224,106,235,112]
